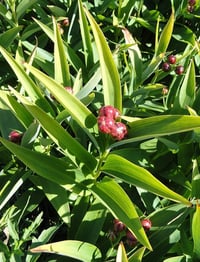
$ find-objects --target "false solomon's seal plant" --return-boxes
[0,0,200,261]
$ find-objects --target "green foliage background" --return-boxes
[0,0,200,261]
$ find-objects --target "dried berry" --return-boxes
[98,116,115,134]
[99,105,120,120]
[175,65,184,75]
[65,86,73,94]
[141,219,152,231]
[162,62,171,72]
[167,55,176,64]
[187,4,195,12]
[162,87,168,95]
[111,122,127,141]
[113,219,126,233]
[9,130,23,144]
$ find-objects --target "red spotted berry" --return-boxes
[99,105,120,120]
[111,122,128,140]
[141,219,152,231]
[167,55,176,64]
[113,219,126,233]
[98,116,115,134]
[175,65,184,75]
[9,130,23,144]
[126,230,137,247]
[162,62,171,72]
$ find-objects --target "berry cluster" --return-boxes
[9,130,23,144]
[97,106,127,140]
[108,218,152,247]
[187,0,196,13]
[162,55,184,75]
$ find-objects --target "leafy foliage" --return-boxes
[0,0,200,261]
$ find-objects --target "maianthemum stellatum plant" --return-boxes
[0,0,200,261]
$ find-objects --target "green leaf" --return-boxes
[112,115,200,148]
[53,17,71,86]
[102,154,191,206]
[116,242,128,262]
[0,27,22,48]
[75,198,107,244]
[90,177,152,250]
[24,64,97,131]
[30,240,102,261]
[0,46,54,116]
[192,204,200,260]
[10,88,97,170]
[0,90,33,128]
[0,137,84,193]
[179,59,196,108]
[128,247,146,262]
[78,0,94,68]
[16,0,38,19]
[84,7,122,111]
[155,11,175,56]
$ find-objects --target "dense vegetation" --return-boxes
[0,0,200,261]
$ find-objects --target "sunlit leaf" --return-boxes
[91,176,152,250]
[102,154,191,206]
[192,203,200,260]
[30,240,102,261]
[116,242,128,262]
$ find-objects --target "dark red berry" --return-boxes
[126,230,137,247]
[111,122,127,140]
[99,105,120,120]
[188,0,196,6]
[167,55,176,64]
[9,130,23,144]
[175,65,184,75]
[98,116,115,134]
[141,219,152,231]
[113,219,126,233]
[162,62,171,72]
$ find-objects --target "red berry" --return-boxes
[9,130,23,144]
[175,65,184,75]
[62,18,70,27]
[162,62,171,72]
[167,55,176,64]
[162,87,168,95]
[98,116,115,134]
[141,219,152,231]
[188,0,196,6]
[126,230,137,247]
[99,106,120,120]
[113,219,126,233]
[111,122,127,140]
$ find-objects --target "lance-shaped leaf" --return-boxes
[111,115,200,148]
[0,90,33,128]
[129,247,146,262]
[53,17,71,86]
[0,137,84,193]
[0,46,54,115]
[84,7,122,111]
[30,240,102,261]
[179,59,196,108]
[101,154,191,206]
[24,64,97,131]
[192,203,200,260]
[116,242,128,262]
[155,11,175,56]
[0,27,22,48]
[78,0,94,68]
[9,88,97,171]
[91,177,152,250]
